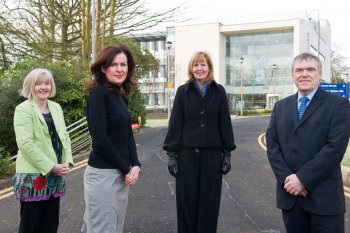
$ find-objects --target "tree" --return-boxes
[0,0,82,62]
[81,0,92,66]
[331,44,350,83]
[86,0,187,64]
[0,14,11,71]
[0,68,25,156]
[0,37,158,155]
[1,0,187,66]
[0,35,9,71]
[2,0,80,64]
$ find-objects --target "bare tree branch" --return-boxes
[0,0,190,65]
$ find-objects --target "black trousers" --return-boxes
[176,147,223,233]
[282,201,344,233]
[19,197,60,233]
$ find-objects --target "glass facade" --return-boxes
[225,30,294,113]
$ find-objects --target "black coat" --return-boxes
[163,81,236,153]
[266,88,350,215]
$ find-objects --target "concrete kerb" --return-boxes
[145,118,168,128]
[144,114,269,128]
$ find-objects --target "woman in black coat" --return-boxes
[163,51,236,233]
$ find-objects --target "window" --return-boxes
[161,41,165,50]
[225,30,294,113]
[152,69,159,78]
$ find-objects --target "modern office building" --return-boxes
[171,10,331,112]
[132,28,174,111]
[134,11,331,113]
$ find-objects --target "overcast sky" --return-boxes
[146,0,350,66]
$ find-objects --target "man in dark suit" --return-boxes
[266,52,350,233]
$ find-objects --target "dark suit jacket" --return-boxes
[266,88,350,215]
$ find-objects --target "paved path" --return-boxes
[1,116,349,233]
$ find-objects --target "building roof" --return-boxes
[130,32,167,42]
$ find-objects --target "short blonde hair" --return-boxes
[21,68,56,99]
[187,51,215,83]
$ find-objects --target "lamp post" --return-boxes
[309,9,320,58]
[272,64,277,105]
[239,57,244,116]
[166,41,172,120]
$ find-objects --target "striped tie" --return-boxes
[298,96,309,121]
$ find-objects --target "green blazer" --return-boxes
[14,99,74,176]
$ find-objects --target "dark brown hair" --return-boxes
[85,45,137,96]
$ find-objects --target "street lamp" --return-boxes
[239,57,244,116]
[166,41,172,120]
[272,64,277,106]
[309,9,320,58]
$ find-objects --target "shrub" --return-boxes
[0,38,158,156]
[0,156,15,180]
[129,88,146,125]
[0,69,26,156]
[242,109,272,116]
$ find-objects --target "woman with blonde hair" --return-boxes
[13,68,74,233]
[164,51,236,233]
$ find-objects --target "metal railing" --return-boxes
[67,117,91,155]
[9,114,142,160]
[10,117,91,160]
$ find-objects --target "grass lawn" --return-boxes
[342,143,350,167]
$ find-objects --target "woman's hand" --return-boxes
[52,164,70,176]
[125,166,141,186]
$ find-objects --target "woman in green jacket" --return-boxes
[12,68,74,233]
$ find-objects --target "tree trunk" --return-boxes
[109,0,116,45]
[81,0,91,66]
[95,0,101,52]
[101,0,107,48]
[61,19,68,60]
[0,37,9,70]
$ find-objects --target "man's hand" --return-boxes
[284,174,308,197]
[167,152,178,178]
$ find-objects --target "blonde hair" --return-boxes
[21,68,56,99]
[187,51,215,83]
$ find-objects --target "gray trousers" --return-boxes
[82,165,129,233]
